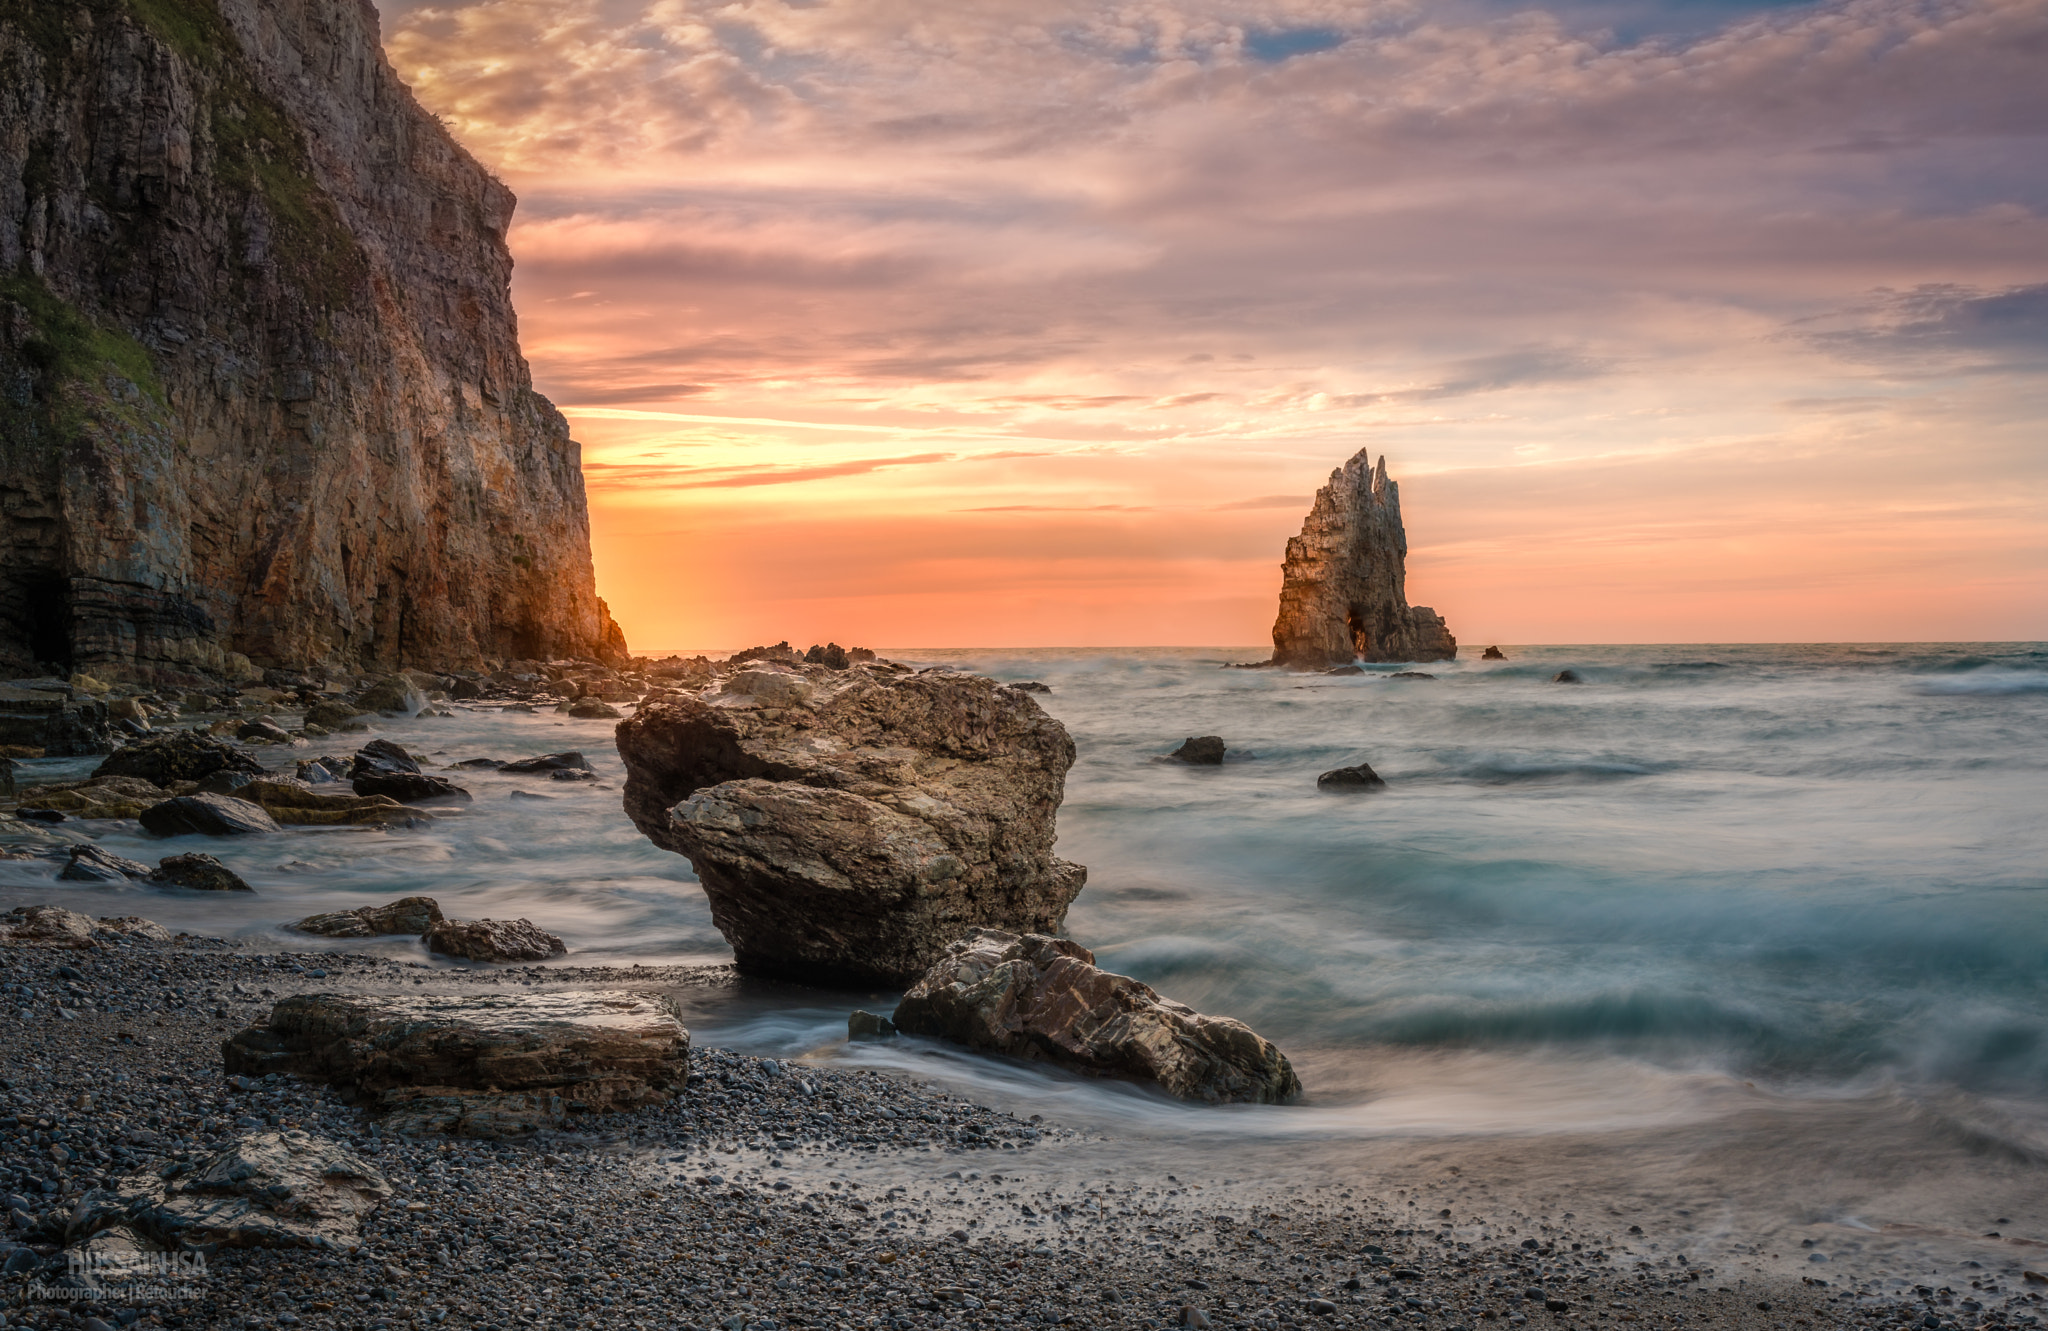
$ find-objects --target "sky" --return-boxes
[372,0,2048,650]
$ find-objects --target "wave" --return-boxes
[1911,671,2048,696]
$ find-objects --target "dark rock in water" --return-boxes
[194,769,259,796]
[151,852,253,891]
[1008,680,1052,693]
[16,808,65,823]
[237,718,293,743]
[58,844,153,882]
[289,896,443,938]
[615,666,1085,987]
[139,794,279,837]
[1552,670,1582,684]
[67,1131,388,1251]
[425,917,566,962]
[1389,670,1436,680]
[0,755,11,799]
[1323,665,1364,676]
[804,642,851,669]
[296,756,351,784]
[449,676,486,700]
[353,677,419,717]
[848,1010,898,1041]
[1170,736,1227,765]
[225,992,687,1137]
[302,700,360,731]
[500,751,594,775]
[1482,645,1508,660]
[566,698,621,719]
[94,733,261,786]
[1317,763,1388,791]
[452,757,507,769]
[1269,451,1456,668]
[893,929,1301,1104]
[350,739,470,804]
[549,768,596,782]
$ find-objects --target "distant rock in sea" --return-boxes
[1268,451,1457,669]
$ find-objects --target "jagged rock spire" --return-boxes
[1269,450,1457,668]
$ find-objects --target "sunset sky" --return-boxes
[372,0,2048,650]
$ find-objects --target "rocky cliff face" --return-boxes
[0,0,625,680]
[1269,451,1456,668]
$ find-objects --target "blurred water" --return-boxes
[7,642,2047,1277]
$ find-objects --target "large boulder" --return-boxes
[69,1131,388,1251]
[139,793,279,837]
[349,739,470,804]
[424,916,566,962]
[222,991,689,1137]
[615,665,1086,986]
[290,896,444,938]
[893,929,1302,1105]
[91,732,262,785]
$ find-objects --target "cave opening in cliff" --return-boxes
[14,570,73,669]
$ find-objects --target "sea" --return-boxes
[6,642,2046,1290]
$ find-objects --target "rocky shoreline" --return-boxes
[0,932,1992,1331]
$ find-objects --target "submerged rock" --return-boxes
[1552,670,1582,684]
[223,991,688,1136]
[894,929,1301,1104]
[1169,736,1226,765]
[616,666,1086,986]
[1388,670,1436,680]
[424,916,566,962]
[349,739,470,804]
[69,1131,388,1251]
[138,793,279,837]
[92,732,262,786]
[289,896,444,938]
[58,843,153,882]
[151,852,253,891]
[1269,451,1457,668]
[1317,763,1388,791]
[499,751,594,775]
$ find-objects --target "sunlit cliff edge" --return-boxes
[0,0,626,680]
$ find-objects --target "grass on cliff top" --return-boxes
[1,273,164,407]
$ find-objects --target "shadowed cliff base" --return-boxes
[0,0,624,683]
[1267,451,1457,669]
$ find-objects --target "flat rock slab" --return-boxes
[894,929,1302,1105]
[139,793,279,837]
[223,991,689,1135]
[71,1131,388,1252]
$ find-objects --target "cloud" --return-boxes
[1211,494,1311,510]
[1805,282,2048,368]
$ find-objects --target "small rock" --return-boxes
[1482,645,1507,660]
[1308,1299,1338,1316]
[289,896,443,938]
[351,739,470,804]
[499,751,594,775]
[237,718,294,743]
[138,793,279,837]
[566,699,621,719]
[1316,763,1387,791]
[1388,670,1435,680]
[1169,736,1226,765]
[424,917,566,962]
[848,1010,897,1041]
[1008,681,1052,693]
[58,843,153,882]
[1551,670,1582,684]
[150,852,254,892]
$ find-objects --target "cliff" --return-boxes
[1269,451,1456,668]
[0,0,625,681]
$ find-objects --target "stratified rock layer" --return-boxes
[893,929,1302,1105]
[616,663,1086,986]
[0,0,624,678]
[1270,452,1456,668]
[223,991,688,1135]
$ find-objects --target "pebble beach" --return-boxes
[7,935,2031,1331]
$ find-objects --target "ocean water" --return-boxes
[6,642,2046,1283]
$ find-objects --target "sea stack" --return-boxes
[1269,451,1456,669]
[0,0,625,678]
